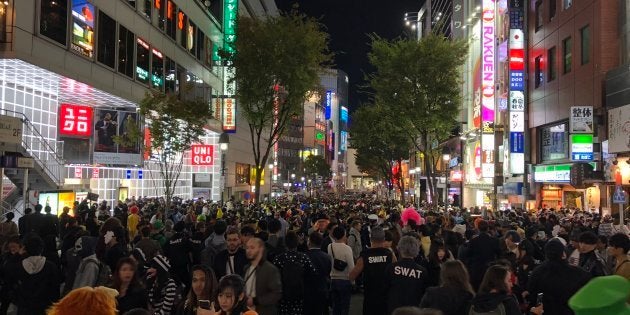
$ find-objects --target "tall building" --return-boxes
[0,0,276,212]
[320,69,349,192]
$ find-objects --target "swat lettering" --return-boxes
[368,255,388,263]
[394,266,423,279]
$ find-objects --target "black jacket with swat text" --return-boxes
[384,257,428,314]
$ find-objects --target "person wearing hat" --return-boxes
[350,226,396,315]
[578,231,609,277]
[569,275,630,315]
[527,239,591,315]
[147,254,178,315]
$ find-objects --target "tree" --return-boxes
[229,11,331,202]
[368,33,467,206]
[135,90,213,209]
[304,155,332,180]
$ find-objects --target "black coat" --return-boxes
[384,258,428,314]
[116,285,148,313]
[527,260,591,315]
[14,256,60,315]
[305,248,332,298]
[213,248,248,279]
[466,233,501,288]
[469,292,521,315]
[420,286,474,315]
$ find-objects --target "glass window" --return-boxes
[205,37,213,68]
[581,25,590,65]
[540,123,569,162]
[70,1,95,58]
[563,37,572,73]
[185,21,196,54]
[166,1,177,40]
[164,57,176,94]
[196,29,205,61]
[235,163,250,185]
[118,25,135,78]
[136,38,150,85]
[156,0,165,31]
[178,11,187,49]
[209,0,223,25]
[151,48,164,90]
[549,0,556,21]
[563,0,572,10]
[126,0,136,8]
[139,0,151,20]
[548,47,556,81]
[97,11,116,68]
[535,0,543,31]
[177,64,186,95]
[535,55,543,88]
[40,0,68,45]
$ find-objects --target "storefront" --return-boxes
[533,162,601,211]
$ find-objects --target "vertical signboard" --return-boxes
[569,106,594,133]
[223,0,238,55]
[222,0,238,132]
[481,0,496,178]
[508,0,525,175]
[70,0,95,58]
[222,98,236,133]
[325,90,332,120]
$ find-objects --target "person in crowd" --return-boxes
[0,236,22,315]
[527,239,591,315]
[147,254,179,315]
[110,257,147,313]
[17,207,32,238]
[305,231,332,315]
[469,265,520,315]
[350,226,395,315]
[392,307,443,315]
[128,203,141,241]
[13,234,60,315]
[0,213,18,250]
[466,220,501,289]
[135,226,161,262]
[60,217,83,258]
[321,221,338,253]
[164,221,192,287]
[240,226,256,249]
[205,219,228,251]
[329,226,355,315]
[348,220,363,261]
[577,231,609,277]
[47,286,119,315]
[420,260,475,315]
[272,230,317,315]
[216,274,255,315]
[608,233,630,279]
[423,239,453,287]
[384,235,428,314]
[244,237,282,315]
[176,265,218,315]
[275,210,289,238]
[72,235,103,289]
[265,218,286,262]
[214,227,248,279]
[98,218,128,272]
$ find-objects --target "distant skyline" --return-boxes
[275,0,424,111]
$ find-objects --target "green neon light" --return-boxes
[223,0,238,55]
[570,134,593,144]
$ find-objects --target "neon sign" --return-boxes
[325,90,332,120]
[223,0,238,55]
[59,104,93,138]
[481,0,495,178]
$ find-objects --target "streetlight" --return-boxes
[268,163,274,199]
[413,167,421,209]
[219,132,230,205]
[291,173,296,179]
[443,153,451,161]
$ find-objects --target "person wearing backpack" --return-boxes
[73,235,111,289]
[272,231,317,315]
[468,265,520,315]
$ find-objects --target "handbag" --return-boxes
[331,243,348,271]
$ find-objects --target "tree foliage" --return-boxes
[231,11,331,201]
[304,155,332,180]
[137,90,213,208]
[367,33,468,205]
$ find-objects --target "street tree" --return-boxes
[134,90,213,209]
[304,155,332,180]
[229,11,331,201]
[368,33,467,206]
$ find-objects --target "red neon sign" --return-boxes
[167,1,173,19]
[178,11,185,30]
[154,0,161,9]
[59,104,93,138]
[509,49,525,71]
[190,145,214,165]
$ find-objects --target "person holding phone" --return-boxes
[176,265,218,315]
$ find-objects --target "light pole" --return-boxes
[219,132,230,205]
[443,153,451,206]
[414,166,421,209]
[268,163,274,200]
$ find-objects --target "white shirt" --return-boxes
[226,255,235,276]
[328,242,355,280]
[245,265,257,298]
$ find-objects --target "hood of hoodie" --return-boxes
[75,236,97,258]
[471,292,509,312]
[22,256,46,274]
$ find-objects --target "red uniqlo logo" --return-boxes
[59,104,93,137]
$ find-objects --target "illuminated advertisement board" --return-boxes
[340,106,348,123]
[325,90,332,120]
[222,98,236,133]
[93,109,143,165]
[340,131,348,151]
[481,0,496,178]
[59,104,94,138]
[190,144,215,165]
[508,0,525,175]
[71,0,95,58]
[223,0,238,55]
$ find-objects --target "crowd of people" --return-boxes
[0,194,627,315]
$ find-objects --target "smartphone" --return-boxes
[198,300,212,310]
[536,293,544,306]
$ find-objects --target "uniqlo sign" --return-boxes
[59,104,93,137]
[190,144,214,165]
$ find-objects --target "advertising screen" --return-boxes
[38,192,59,215]
[93,109,143,165]
[71,0,95,58]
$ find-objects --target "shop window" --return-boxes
[139,0,151,20]
[547,47,556,82]
[236,163,250,185]
[534,55,543,88]
[40,0,68,46]
[164,57,176,94]
[563,36,572,73]
[540,123,569,162]
[581,25,590,65]
[118,25,135,78]
[156,0,165,31]
[151,48,164,90]
[136,38,150,85]
[97,11,116,69]
[196,29,205,61]
[166,1,177,40]
[535,0,543,31]
[549,0,556,21]
[178,11,187,49]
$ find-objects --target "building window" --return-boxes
[136,38,150,85]
[157,0,166,31]
[549,0,556,21]
[139,0,151,20]
[118,25,135,78]
[235,163,250,185]
[548,47,556,81]
[540,123,569,162]
[196,29,205,61]
[563,36,572,73]
[178,11,187,49]
[97,11,116,69]
[563,0,572,10]
[165,57,176,94]
[166,1,177,40]
[186,21,196,53]
[126,0,136,8]
[535,55,543,88]
[535,0,543,31]
[151,48,164,90]
[40,0,68,46]
[581,25,590,65]
[205,37,213,68]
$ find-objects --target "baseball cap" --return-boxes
[569,275,630,315]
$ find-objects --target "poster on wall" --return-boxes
[570,106,594,133]
[608,104,630,153]
[71,0,95,58]
[93,109,143,165]
[38,191,76,215]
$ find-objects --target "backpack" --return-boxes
[468,303,506,315]
[85,257,112,287]
[281,259,305,300]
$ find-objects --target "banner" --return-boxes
[608,104,630,153]
[93,109,143,165]
[222,98,236,133]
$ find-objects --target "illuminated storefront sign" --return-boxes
[71,0,95,58]
[508,0,525,175]
[509,49,524,70]
[222,98,236,133]
[190,144,215,165]
[325,90,332,120]
[481,0,496,178]
[340,131,348,151]
[341,106,348,123]
[223,0,238,55]
[534,162,596,183]
[59,103,93,137]
[570,134,594,161]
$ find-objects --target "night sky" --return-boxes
[275,0,425,111]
